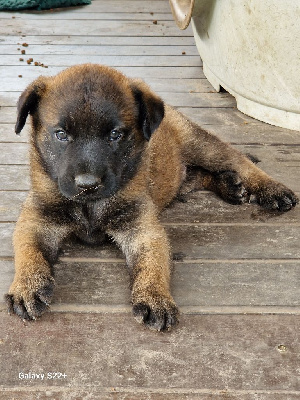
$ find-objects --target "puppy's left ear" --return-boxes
[15,77,48,135]
[130,79,165,140]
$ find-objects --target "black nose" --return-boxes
[75,174,101,190]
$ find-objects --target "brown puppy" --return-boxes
[5,64,298,331]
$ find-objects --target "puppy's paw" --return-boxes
[256,182,299,212]
[132,296,179,332]
[5,274,55,321]
[214,171,248,205]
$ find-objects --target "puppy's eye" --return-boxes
[55,129,69,142]
[109,130,123,142]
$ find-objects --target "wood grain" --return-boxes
[1,312,300,391]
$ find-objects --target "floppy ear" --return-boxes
[130,79,165,140]
[15,77,48,135]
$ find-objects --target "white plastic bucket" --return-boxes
[169,0,300,131]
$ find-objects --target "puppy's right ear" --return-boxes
[15,77,48,135]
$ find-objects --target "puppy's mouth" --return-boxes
[70,184,104,201]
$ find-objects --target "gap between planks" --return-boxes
[1,256,300,263]
[163,222,300,227]
[58,257,300,264]
[0,387,299,396]
[1,221,300,227]
[1,304,300,315]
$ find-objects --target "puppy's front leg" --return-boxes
[109,203,179,331]
[5,197,69,320]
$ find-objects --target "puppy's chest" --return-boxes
[70,201,109,243]
[69,198,137,243]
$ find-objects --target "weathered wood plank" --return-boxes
[0,260,14,299]
[0,223,14,257]
[0,191,26,221]
[0,35,195,46]
[0,124,29,142]
[0,390,299,400]
[2,259,300,308]
[0,91,18,106]
[1,222,299,259]
[178,107,259,126]
[0,143,29,164]
[234,144,300,193]
[164,224,300,261]
[0,19,192,37]
[1,44,199,56]
[206,124,300,144]
[164,92,234,107]
[0,66,205,92]
[0,12,175,21]
[0,312,300,391]
[0,165,30,190]
[172,261,300,307]
[161,191,300,224]
[1,54,201,67]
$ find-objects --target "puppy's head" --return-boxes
[16,64,164,202]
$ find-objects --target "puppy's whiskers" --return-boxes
[71,185,102,200]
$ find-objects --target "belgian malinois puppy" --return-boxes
[5,64,298,331]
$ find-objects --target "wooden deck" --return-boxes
[0,0,300,398]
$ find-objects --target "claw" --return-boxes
[257,184,299,212]
[4,276,55,321]
[133,301,179,332]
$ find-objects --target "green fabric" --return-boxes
[38,0,91,10]
[0,0,91,11]
[0,0,37,10]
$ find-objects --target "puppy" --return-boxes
[5,64,298,331]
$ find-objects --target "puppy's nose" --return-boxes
[75,174,101,190]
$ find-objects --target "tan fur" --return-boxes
[6,64,298,331]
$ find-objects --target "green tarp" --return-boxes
[0,0,91,11]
